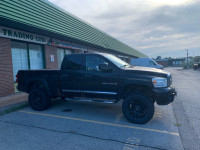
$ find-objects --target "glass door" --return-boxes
[29,44,44,69]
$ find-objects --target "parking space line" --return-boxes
[19,110,179,136]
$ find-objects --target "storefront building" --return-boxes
[0,0,146,97]
[154,59,169,67]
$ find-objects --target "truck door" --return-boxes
[81,54,120,99]
[60,54,84,97]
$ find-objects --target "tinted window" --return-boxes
[85,55,108,71]
[65,55,83,70]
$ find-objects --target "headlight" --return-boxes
[152,77,167,88]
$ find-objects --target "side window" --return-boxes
[86,55,108,71]
[65,55,83,70]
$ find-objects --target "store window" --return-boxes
[57,48,73,68]
[11,41,44,82]
[11,42,29,82]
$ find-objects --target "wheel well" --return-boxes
[121,84,155,103]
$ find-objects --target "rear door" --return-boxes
[60,54,84,97]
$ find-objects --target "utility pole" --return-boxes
[186,49,189,68]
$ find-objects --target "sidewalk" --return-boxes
[0,92,28,115]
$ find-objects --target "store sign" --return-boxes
[0,26,50,44]
[72,43,87,51]
[51,38,87,51]
[51,38,73,48]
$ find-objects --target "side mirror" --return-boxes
[99,64,113,72]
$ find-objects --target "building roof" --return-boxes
[0,0,146,57]
[170,58,185,61]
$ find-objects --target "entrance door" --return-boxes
[29,44,43,69]
[57,48,65,69]
[57,48,72,69]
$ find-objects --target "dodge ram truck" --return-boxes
[17,53,176,124]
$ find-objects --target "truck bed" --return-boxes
[17,69,60,97]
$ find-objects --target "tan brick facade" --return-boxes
[0,38,14,97]
[45,45,58,69]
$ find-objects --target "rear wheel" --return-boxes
[122,93,154,124]
[28,88,50,111]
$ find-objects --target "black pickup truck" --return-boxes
[17,53,176,124]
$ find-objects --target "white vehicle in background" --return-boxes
[130,57,163,69]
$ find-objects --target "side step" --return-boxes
[65,97,116,104]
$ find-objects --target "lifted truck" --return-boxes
[17,53,176,124]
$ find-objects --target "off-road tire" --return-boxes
[28,88,50,111]
[122,93,154,124]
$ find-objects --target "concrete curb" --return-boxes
[0,102,29,115]
[0,93,29,115]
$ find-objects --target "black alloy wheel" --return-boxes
[28,88,50,111]
[122,93,154,124]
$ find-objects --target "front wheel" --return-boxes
[122,93,154,124]
[28,88,50,111]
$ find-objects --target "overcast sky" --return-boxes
[48,0,200,58]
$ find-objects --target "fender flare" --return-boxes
[26,78,50,96]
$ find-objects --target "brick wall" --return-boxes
[0,38,14,97]
[45,45,58,69]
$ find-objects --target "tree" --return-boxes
[193,56,200,62]
[156,56,161,59]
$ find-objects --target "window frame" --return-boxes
[85,54,111,72]
[83,54,118,72]
[63,54,84,71]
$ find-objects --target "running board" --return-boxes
[65,97,116,104]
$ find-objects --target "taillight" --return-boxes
[16,74,18,83]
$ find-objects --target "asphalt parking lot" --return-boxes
[0,100,182,150]
[166,67,200,150]
[0,67,199,150]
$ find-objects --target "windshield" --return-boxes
[150,60,159,66]
[103,54,130,68]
